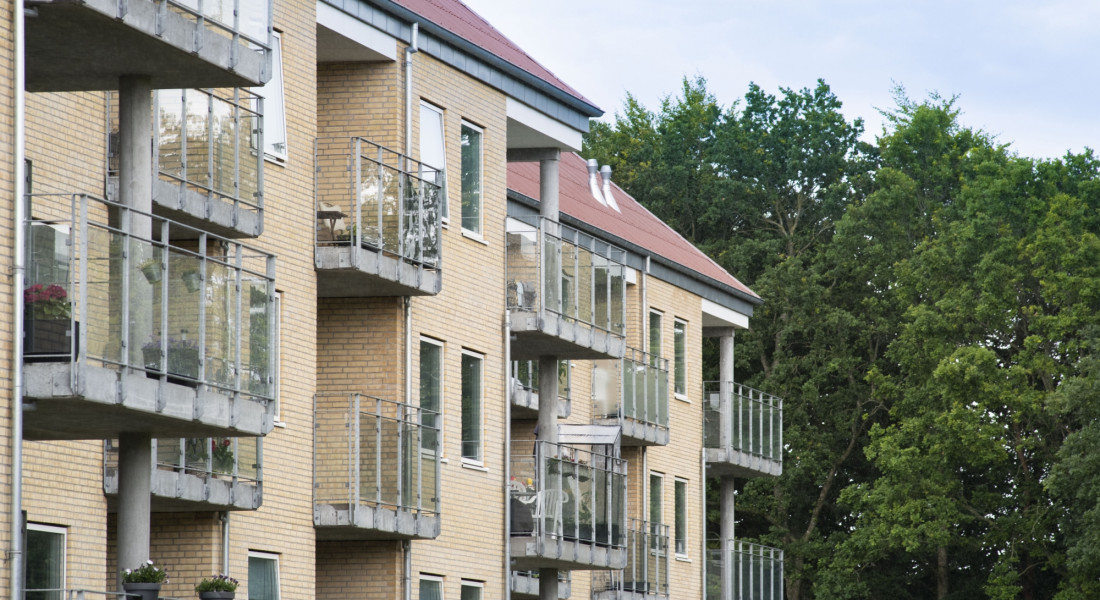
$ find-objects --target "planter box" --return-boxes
[142,345,200,388]
[24,317,75,362]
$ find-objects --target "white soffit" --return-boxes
[701,297,750,329]
[507,98,583,152]
[317,2,397,62]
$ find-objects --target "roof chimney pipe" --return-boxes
[587,159,607,206]
[601,165,620,212]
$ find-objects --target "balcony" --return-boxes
[511,571,571,600]
[507,216,626,360]
[592,349,669,446]
[706,542,784,600]
[511,360,572,419]
[592,520,669,600]
[314,394,441,540]
[315,137,442,297]
[109,88,264,239]
[510,440,627,571]
[104,436,262,511]
[703,382,782,478]
[26,0,272,92]
[22,194,277,440]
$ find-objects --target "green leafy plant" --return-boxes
[211,438,235,473]
[195,574,239,593]
[121,560,169,584]
[24,284,71,320]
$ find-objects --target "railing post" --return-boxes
[397,153,406,260]
[396,399,404,509]
[351,394,360,517]
[375,145,384,250]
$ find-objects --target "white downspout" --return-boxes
[404,23,419,156]
[10,1,27,599]
[221,512,230,574]
[503,310,512,600]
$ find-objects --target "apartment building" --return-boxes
[3,1,783,600]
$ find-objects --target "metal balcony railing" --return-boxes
[315,137,443,268]
[24,193,277,400]
[109,88,264,235]
[510,570,571,600]
[593,519,670,598]
[703,382,783,464]
[506,215,627,338]
[511,359,572,417]
[314,394,441,520]
[593,349,669,444]
[510,440,627,548]
[706,542,784,600]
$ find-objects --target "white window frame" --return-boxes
[419,574,444,600]
[247,551,281,600]
[419,337,445,455]
[649,309,664,359]
[419,101,448,221]
[459,121,483,237]
[271,291,284,425]
[649,471,665,555]
[460,349,484,465]
[258,32,287,162]
[460,580,483,600]
[674,477,689,557]
[26,523,66,598]
[673,318,687,399]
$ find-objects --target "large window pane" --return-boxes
[649,310,663,360]
[26,524,65,600]
[461,352,482,461]
[420,340,442,452]
[258,34,286,160]
[420,103,447,219]
[674,320,686,396]
[460,123,482,234]
[675,479,687,555]
[419,577,443,600]
[460,582,482,600]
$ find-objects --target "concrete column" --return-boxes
[719,331,734,449]
[720,475,736,600]
[117,75,154,579]
[539,568,558,600]
[118,432,152,573]
[539,153,560,224]
[537,356,559,445]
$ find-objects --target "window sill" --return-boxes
[263,153,287,166]
[675,554,692,563]
[461,460,489,473]
[461,229,488,245]
[674,393,691,404]
[273,420,287,428]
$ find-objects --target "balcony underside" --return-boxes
[705,448,782,478]
[316,247,441,297]
[593,589,663,600]
[314,502,440,541]
[510,536,627,571]
[105,468,261,511]
[593,417,668,447]
[26,0,267,92]
[511,573,571,600]
[23,362,271,440]
[511,388,571,419]
[110,178,262,239]
[510,311,625,361]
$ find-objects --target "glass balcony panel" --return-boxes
[244,278,272,397]
[703,382,783,465]
[593,257,609,331]
[314,408,353,507]
[211,94,237,199]
[237,437,260,480]
[622,360,636,420]
[560,239,576,319]
[203,259,235,387]
[575,241,593,324]
[158,92,185,182]
[610,264,625,335]
[238,107,260,204]
[185,89,212,189]
[87,226,123,365]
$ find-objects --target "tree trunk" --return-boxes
[936,545,948,599]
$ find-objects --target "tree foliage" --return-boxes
[586,78,1100,599]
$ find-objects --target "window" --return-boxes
[674,319,686,397]
[460,122,483,235]
[26,524,65,600]
[674,478,688,555]
[419,575,443,600]
[420,102,447,220]
[649,310,663,359]
[461,351,483,462]
[258,33,287,161]
[248,552,280,600]
[650,472,664,551]
[265,291,283,424]
[419,339,443,453]
[460,581,483,600]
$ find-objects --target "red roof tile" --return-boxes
[388,0,597,110]
[508,153,760,300]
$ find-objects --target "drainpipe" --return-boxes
[220,512,230,574]
[403,540,412,600]
[503,310,512,600]
[10,1,27,598]
[404,23,419,156]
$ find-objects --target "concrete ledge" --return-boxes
[704,447,783,478]
[314,502,441,540]
[510,311,626,361]
[105,467,262,511]
[510,536,627,571]
[510,572,572,600]
[316,246,442,297]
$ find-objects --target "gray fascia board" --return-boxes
[338,0,601,129]
[507,191,761,314]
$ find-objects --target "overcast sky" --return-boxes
[461,0,1098,160]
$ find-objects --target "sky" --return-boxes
[461,0,1099,160]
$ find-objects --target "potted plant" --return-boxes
[23,283,73,359]
[121,559,168,600]
[180,268,202,293]
[143,336,201,386]
[195,574,238,600]
[211,438,235,475]
[138,258,162,283]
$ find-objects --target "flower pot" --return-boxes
[140,262,162,283]
[123,582,162,600]
[198,592,235,600]
[181,271,202,293]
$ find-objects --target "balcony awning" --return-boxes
[558,424,620,449]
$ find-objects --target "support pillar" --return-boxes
[720,475,736,600]
[539,153,560,223]
[718,330,735,600]
[537,356,559,445]
[117,75,154,578]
